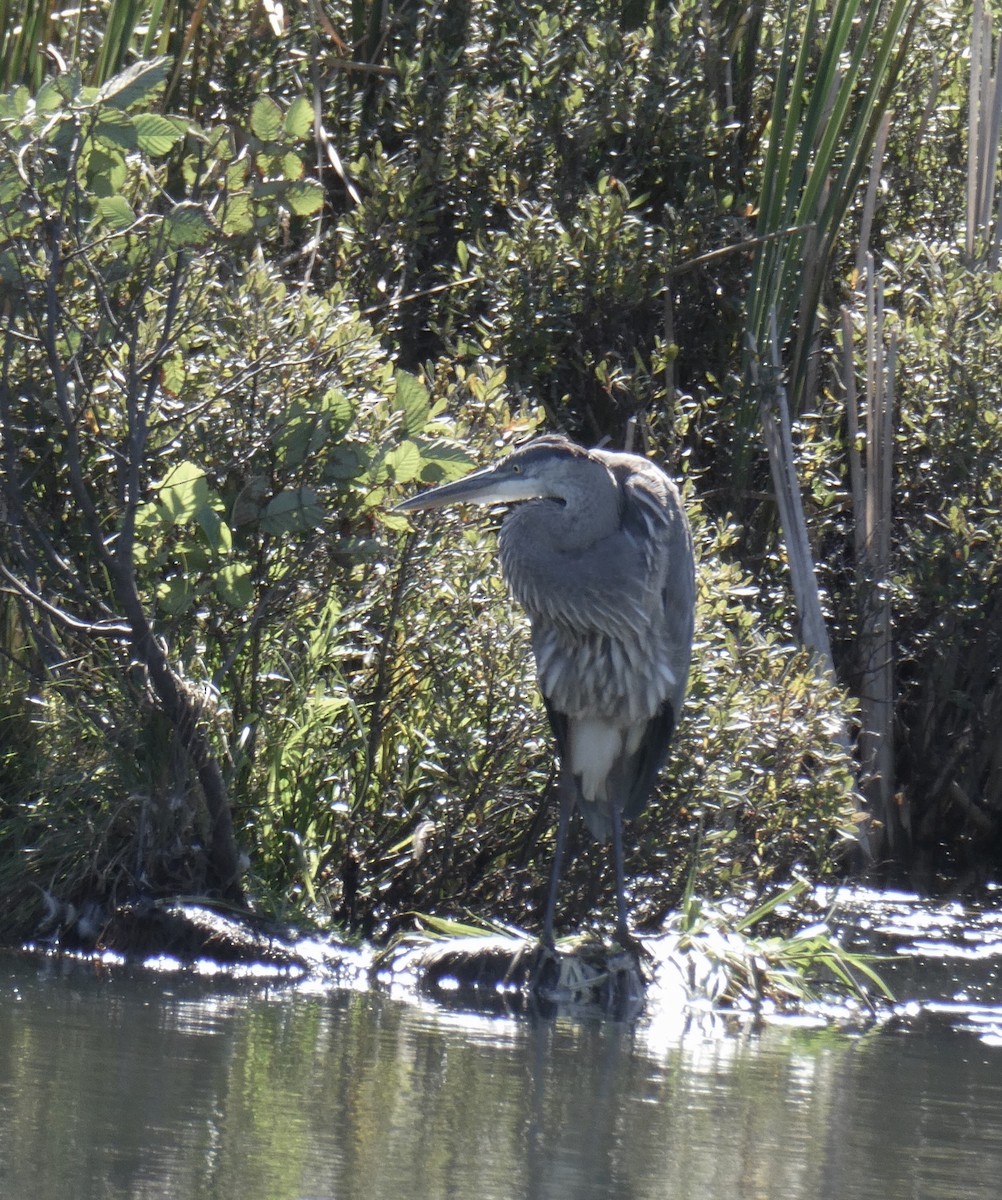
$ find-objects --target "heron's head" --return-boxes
[393,435,590,514]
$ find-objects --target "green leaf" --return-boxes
[321,387,356,437]
[283,180,324,216]
[250,95,283,142]
[260,487,326,534]
[415,438,476,483]
[196,506,233,555]
[95,194,136,230]
[393,370,431,436]
[380,510,413,532]
[216,562,253,608]
[133,112,186,155]
[160,354,186,397]
[0,252,19,284]
[273,400,328,468]
[281,151,305,181]
[231,476,270,526]
[133,500,166,538]
[221,193,254,235]
[93,111,137,150]
[156,575,194,615]
[157,461,211,524]
[254,151,283,179]
[87,148,127,197]
[325,444,364,481]
[96,58,170,111]
[0,87,29,120]
[226,157,249,189]
[284,95,313,139]
[34,79,67,114]
[163,202,215,248]
[384,440,423,483]
[0,172,23,206]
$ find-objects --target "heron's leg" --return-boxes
[611,796,630,947]
[542,771,574,947]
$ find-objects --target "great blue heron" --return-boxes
[395,434,695,947]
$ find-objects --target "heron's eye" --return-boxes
[511,463,522,474]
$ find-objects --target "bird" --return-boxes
[394,434,695,948]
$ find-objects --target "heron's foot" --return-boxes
[528,935,648,1011]
[614,925,654,967]
[528,940,562,998]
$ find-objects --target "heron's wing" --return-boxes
[541,695,571,775]
[616,461,696,716]
[621,700,676,822]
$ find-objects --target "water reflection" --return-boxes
[3,948,1002,1200]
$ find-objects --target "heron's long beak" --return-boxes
[393,464,539,513]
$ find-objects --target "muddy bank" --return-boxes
[17,893,872,1022]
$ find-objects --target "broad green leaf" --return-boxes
[284,180,324,216]
[274,400,327,468]
[134,112,186,155]
[226,157,249,190]
[324,444,364,481]
[320,387,356,436]
[199,126,234,163]
[0,251,21,284]
[393,370,431,436]
[221,193,253,235]
[157,460,211,524]
[254,151,283,179]
[160,354,185,397]
[87,148,127,197]
[284,94,313,139]
[250,95,283,141]
[0,87,29,120]
[93,111,137,150]
[282,151,304,181]
[163,202,215,248]
[196,506,233,555]
[132,500,166,538]
[95,194,135,230]
[216,562,253,608]
[380,510,413,531]
[415,438,476,482]
[260,487,326,534]
[34,79,67,114]
[384,440,422,483]
[97,58,170,111]
[156,574,194,615]
[0,173,24,206]
[231,475,270,526]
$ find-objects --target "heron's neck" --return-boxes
[497,460,620,614]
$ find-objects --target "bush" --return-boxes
[886,245,1002,871]
[0,1,929,943]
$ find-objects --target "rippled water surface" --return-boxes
[3,888,1002,1200]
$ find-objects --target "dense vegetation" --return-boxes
[1,0,1000,947]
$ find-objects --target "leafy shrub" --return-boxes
[4,0,960,944]
[884,244,1002,870]
[0,58,471,932]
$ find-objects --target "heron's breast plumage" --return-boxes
[531,624,675,725]
[499,506,682,726]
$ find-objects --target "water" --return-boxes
[3,890,1002,1200]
